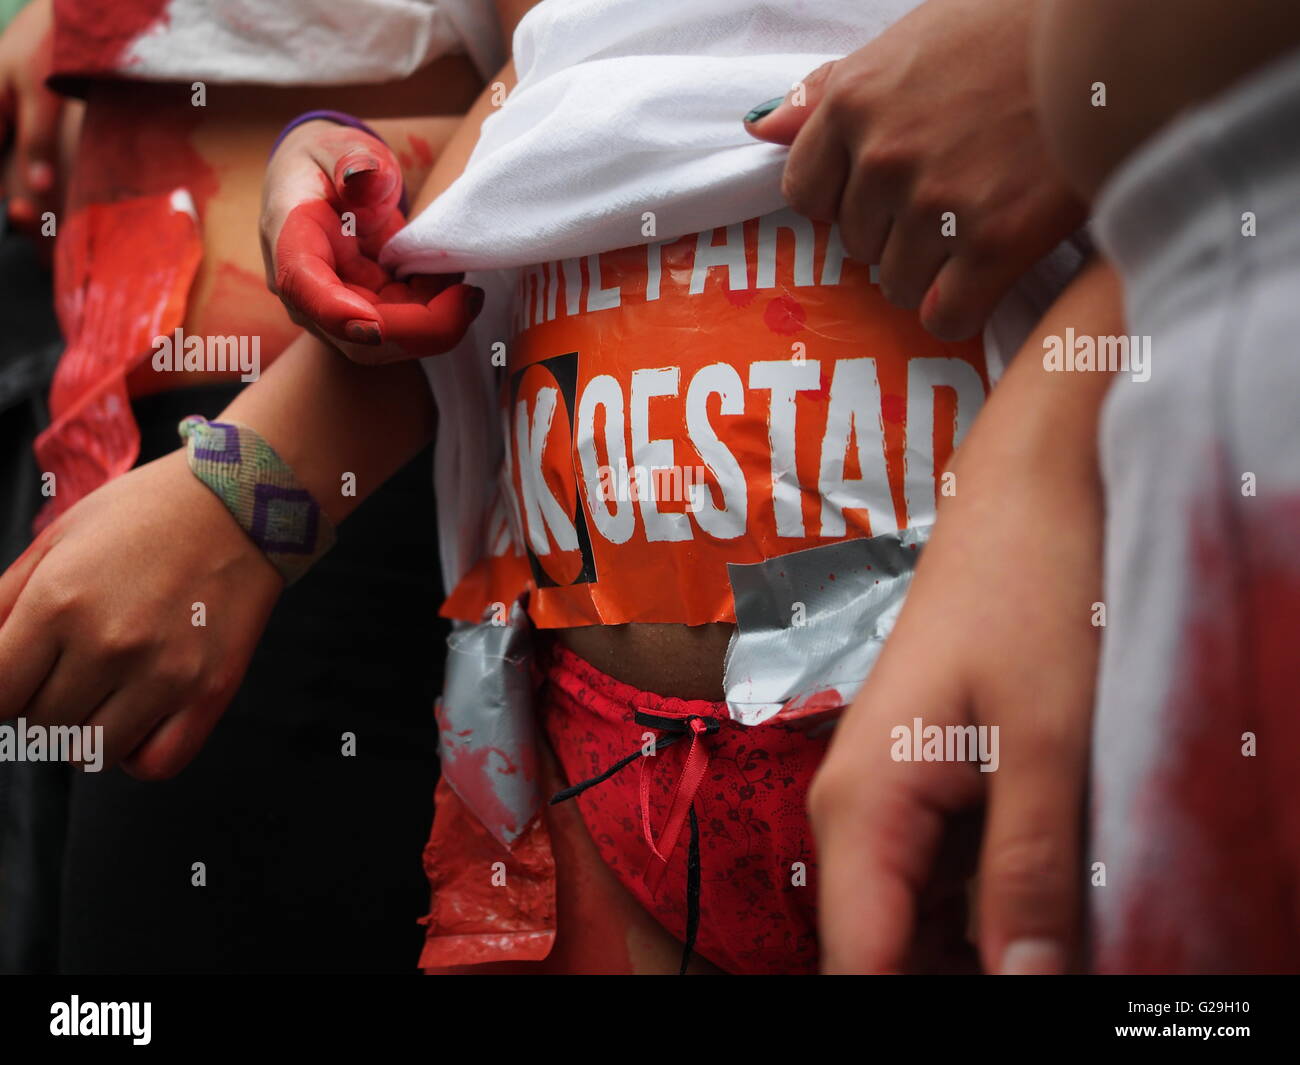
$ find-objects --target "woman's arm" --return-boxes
[0,324,433,779]
[811,258,1122,973]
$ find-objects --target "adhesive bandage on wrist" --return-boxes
[178,416,336,584]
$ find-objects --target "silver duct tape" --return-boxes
[437,601,540,848]
[723,526,931,726]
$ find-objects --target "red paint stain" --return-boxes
[52,0,171,80]
[36,192,204,523]
[409,133,435,168]
[763,294,806,335]
[73,102,219,216]
[1096,483,1300,973]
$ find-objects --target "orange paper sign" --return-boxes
[444,210,988,628]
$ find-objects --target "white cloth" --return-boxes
[57,0,503,84]
[386,0,915,274]
[1090,47,1300,972]
[400,0,1082,589]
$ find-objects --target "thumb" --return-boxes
[321,140,403,236]
[742,60,838,145]
[332,145,400,209]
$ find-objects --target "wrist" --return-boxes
[157,449,285,588]
[176,417,336,585]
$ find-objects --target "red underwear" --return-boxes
[541,642,832,975]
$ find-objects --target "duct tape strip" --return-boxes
[436,600,540,848]
[723,525,931,726]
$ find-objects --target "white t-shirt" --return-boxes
[385,0,919,274]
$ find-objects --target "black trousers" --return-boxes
[57,384,447,973]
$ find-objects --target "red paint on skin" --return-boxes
[398,150,414,170]
[73,103,219,215]
[763,294,806,335]
[335,149,398,209]
[276,196,479,353]
[343,283,380,305]
[377,281,413,303]
[275,198,383,330]
[409,134,435,168]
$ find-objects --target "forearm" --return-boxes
[407,58,517,215]
[216,331,436,524]
[947,258,1123,498]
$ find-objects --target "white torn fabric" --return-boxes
[52,0,504,86]
[384,0,917,276]
[403,0,1083,593]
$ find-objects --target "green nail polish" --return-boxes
[744,97,784,124]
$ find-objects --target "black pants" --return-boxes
[57,385,447,973]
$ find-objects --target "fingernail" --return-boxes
[341,161,378,183]
[466,285,485,317]
[27,160,54,192]
[345,319,382,345]
[1000,939,1066,975]
[743,97,784,124]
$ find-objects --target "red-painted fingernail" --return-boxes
[341,161,378,183]
[345,319,382,344]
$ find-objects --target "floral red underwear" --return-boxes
[541,642,836,975]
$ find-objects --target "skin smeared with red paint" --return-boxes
[270,127,483,360]
[408,132,435,168]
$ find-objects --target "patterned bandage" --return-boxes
[178,415,336,585]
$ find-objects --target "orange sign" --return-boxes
[443,210,987,628]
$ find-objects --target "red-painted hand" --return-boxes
[261,120,482,364]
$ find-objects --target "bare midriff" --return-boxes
[557,622,734,702]
[66,55,483,397]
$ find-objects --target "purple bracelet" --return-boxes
[271,109,409,214]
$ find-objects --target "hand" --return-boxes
[260,118,482,364]
[809,261,1119,974]
[744,0,1085,341]
[0,0,63,237]
[0,451,283,778]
